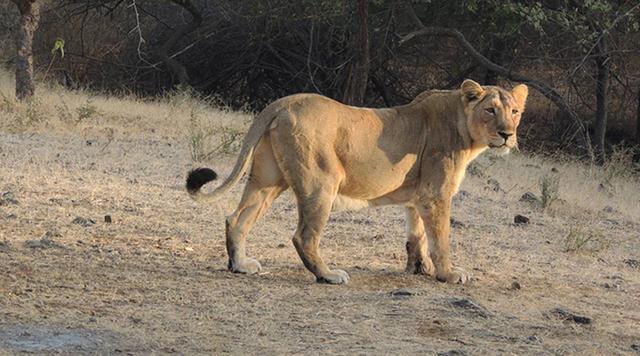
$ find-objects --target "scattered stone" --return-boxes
[0,240,10,252]
[624,259,639,269]
[0,191,19,206]
[551,167,559,173]
[72,217,96,227]
[510,281,522,290]
[24,239,64,250]
[602,206,616,213]
[466,162,485,178]
[514,214,530,224]
[276,243,286,248]
[104,215,112,223]
[391,288,416,297]
[447,297,490,318]
[519,192,539,203]
[25,230,64,250]
[450,218,466,229]
[453,190,470,202]
[527,335,542,344]
[602,282,621,290]
[631,344,640,352]
[549,307,592,325]
[485,178,504,193]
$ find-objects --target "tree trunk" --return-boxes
[593,37,610,163]
[342,0,369,106]
[157,0,202,87]
[12,0,40,101]
[636,86,640,145]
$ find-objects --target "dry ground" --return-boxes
[1,75,639,354]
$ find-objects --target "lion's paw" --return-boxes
[230,258,262,274]
[436,267,470,284]
[316,269,350,285]
[406,258,436,277]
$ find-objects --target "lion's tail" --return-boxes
[186,104,281,203]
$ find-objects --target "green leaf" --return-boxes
[51,38,65,59]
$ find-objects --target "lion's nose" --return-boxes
[498,131,513,141]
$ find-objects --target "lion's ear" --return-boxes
[460,79,484,102]
[511,84,528,111]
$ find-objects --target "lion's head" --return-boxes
[460,79,528,153]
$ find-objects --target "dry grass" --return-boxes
[1,72,639,354]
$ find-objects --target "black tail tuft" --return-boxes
[186,167,218,193]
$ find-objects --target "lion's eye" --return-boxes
[512,109,519,115]
[485,108,496,115]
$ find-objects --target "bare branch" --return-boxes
[399,3,593,155]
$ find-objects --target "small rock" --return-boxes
[602,205,616,213]
[24,230,64,250]
[88,317,97,323]
[453,190,470,202]
[602,282,621,290]
[72,216,96,227]
[391,288,416,297]
[519,192,539,203]
[277,243,286,248]
[631,344,640,352]
[24,238,64,250]
[466,163,485,178]
[0,239,10,252]
[624,259,639,269]
[450,218,466,229]
[485,178,504,193]
[551,167,559,173]
[510,281,522,290]
[104,215,112,223]
[0,191,19,206]
[447,297,490,318]
[514,214,530,224]
[527,335,542,344]
[549,307,592,324]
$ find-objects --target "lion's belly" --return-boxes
[337,152,418,199]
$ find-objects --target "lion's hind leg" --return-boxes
[291,187,350,284]
[404,206,436,277]
[225,136,287,274]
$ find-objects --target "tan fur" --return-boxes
[189,79,528,284]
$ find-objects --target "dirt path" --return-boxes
[1,132,639,354]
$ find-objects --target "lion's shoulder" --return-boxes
[409,89,454,105]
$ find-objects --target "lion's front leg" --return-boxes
[420,200,470,284]
[404,206,435,276]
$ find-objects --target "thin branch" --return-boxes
[567,2,640,78]
[399,2,593,156]
[127,0,157,68]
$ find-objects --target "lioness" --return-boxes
[187,79,527,284]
